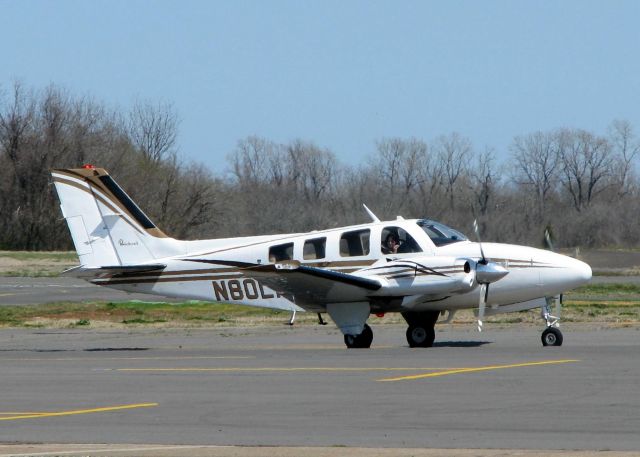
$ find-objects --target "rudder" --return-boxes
[51,166,183,267]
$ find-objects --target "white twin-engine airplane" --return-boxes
[52,166,592,349]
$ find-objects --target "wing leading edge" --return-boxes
[235,261,383,307]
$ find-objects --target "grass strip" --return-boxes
[0,298,638,328]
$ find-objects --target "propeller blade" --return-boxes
[477,283,487,332]
[544,228,555,252]
[473,219,487,264]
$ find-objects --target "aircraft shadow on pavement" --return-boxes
[0,347,149,353]
[431,340,492,348]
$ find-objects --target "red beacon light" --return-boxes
[82,164,96,169]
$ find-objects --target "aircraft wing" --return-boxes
[243,262,383,307]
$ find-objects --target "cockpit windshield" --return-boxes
[417,219,468,247]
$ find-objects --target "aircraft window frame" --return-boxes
[339,229,371,257]
[381,226,423,255]
[303,237,327,260]
[417,220,468,247]
[269,242,294,262]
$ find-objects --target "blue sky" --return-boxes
[1,0,639,172]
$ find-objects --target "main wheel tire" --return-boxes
[541,327,563,347]
[344,324,373,349]
[406,325,435,348]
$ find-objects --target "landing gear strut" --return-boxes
[541,297,563,346]
[344,324,373,349]
[402,311,439,348]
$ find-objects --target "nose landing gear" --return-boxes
[541,326,563,346]
[541,296,563,346]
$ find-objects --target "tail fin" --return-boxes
[51,166,184,267]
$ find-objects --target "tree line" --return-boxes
[1,82,639,251]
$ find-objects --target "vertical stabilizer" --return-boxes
[51,166,184,267]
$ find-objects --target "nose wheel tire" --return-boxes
[406,325,435,348]
[541,327,563,347]
[344,324,373,348]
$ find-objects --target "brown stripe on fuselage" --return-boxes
[91,259,379,286]
[94,273,245,285]
[91,259,559,286]
[100,260,376,281]
[305,259,377,268]
[110,267,241,278]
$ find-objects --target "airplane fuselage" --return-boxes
[91,218,591,314]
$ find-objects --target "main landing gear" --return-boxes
[541,297,563,346]
[344,324,373,348]
[402,311,440,348]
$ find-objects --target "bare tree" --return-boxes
[510,131,560,221]
[557,129,614,212]
[433,132,472,209]
[128,100,178,163]
[609,119,640,197]
[372,137,430,216]
[469,148,496,219]
[285,140,337,202]
[229,135,281,186]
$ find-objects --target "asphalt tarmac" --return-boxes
[0,324,639,453]
[1,275,638,307]
[0,277,180,305]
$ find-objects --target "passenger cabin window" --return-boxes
[417,219,468,247]
[269,243,294,262]
[381,227,422,254]
[340,229,370,257]
[303,237,326,260]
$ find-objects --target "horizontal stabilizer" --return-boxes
[62,264,166,279]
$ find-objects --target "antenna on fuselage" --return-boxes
[362,204,380,223]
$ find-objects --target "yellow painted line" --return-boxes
[0,403,158,422]
[1,445,206,457]
[117,367,462,373]
[378,359,580,382]
[0,412,49,416]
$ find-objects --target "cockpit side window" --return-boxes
[269,242,294,262]
[339,229,370,257]
[303,237,326,260]
[417,220,467,247]
[381,227,422,254]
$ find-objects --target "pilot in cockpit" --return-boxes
[382,232,400,254]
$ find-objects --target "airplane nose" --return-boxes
[572,257,592,284]
[537,251,592,293]
[556,256,592,290]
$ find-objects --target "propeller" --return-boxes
[477,283,488,332]
[544,226,554,252]
[473,219,487,265]
[473,219,508,332]
[543,226,561,320]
